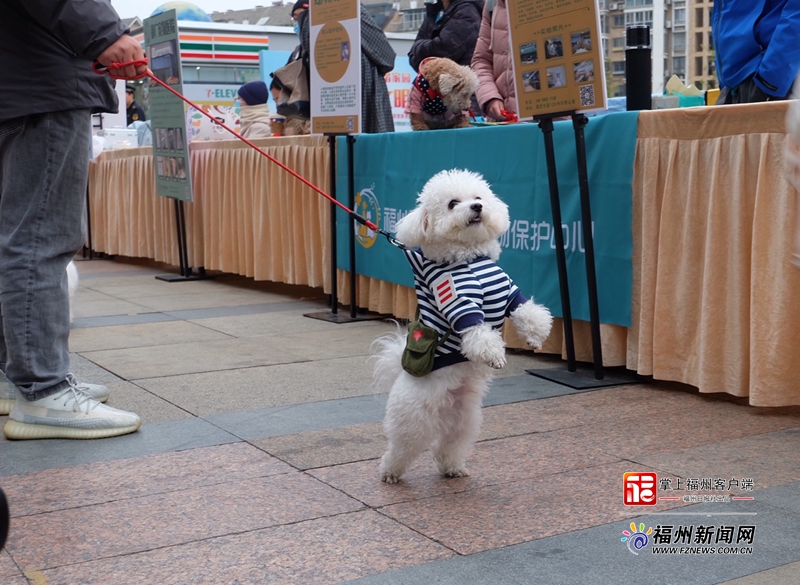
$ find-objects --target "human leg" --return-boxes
[0,111,139,439]
[0,111,88,396]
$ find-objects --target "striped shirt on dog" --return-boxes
[404,248,527,370]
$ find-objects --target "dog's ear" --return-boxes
[394,207,429,248]
[437,73,458,98]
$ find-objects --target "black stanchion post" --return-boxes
[84,183,94,260]
[174,198,186,277]
[527,115,645,390]
[625,25,652,111]
[346,135,357,319]
[327,135,339,314]
[304,134,384,325]
[572,113,604,379]
[155,198,212,282]
[178,200,191,277]
[537,116,577,371]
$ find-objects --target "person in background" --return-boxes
[125,85,145,126]
[713,0,800,104]
[408,0,484,72]
[237,80,273,139]
[471,0,516,121]
[409,0,484,116]
[0,0,143,439]
[269,79,310,136]
[296,2,395,132]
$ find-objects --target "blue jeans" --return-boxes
[0,110,90,399]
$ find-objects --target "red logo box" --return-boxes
[624,472,657,506]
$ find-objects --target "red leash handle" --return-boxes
[92,59,149,80]
[93,59,383,235]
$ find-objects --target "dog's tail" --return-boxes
[370,321,407,394]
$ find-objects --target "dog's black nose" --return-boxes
[470,203,482,213]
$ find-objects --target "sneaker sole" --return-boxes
[3,419,141,440]
[0,395,107,416]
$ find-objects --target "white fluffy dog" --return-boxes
[373,169,553,483]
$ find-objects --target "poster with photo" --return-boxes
[144,9,193,201]
[309,0,361,134]
[506,0,606,118]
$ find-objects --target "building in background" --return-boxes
[603,0,715,97]
[208,0,416,55]
[122,1,717,103]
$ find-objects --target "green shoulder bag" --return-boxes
[401,309,453,377]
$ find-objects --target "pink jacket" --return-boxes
[471,0,516,114]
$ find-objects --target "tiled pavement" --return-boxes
[1,257,799,585]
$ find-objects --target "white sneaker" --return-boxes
[0,371,13,416]
[0,371,108,415]
[3,382,141,440]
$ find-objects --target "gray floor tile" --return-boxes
[186,306,389,337]
[135,356,378,416]
[70,320,233,352]
[119,290,299,312]
[79,337,304,379]
[167,299,326,321]
[0,417,239,476]
[720,562,800,584]
[72,312,178,329]
[483,373,613,406]
[345,495,800,585]
[204,394,389,441]
[749,480,800,516]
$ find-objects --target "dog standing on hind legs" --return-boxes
[372,169,553,483]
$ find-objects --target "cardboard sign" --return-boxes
[309,0,361,134]
[507,0,607,118]
[144,9,194,201]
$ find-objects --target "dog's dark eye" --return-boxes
[448,200,458,210]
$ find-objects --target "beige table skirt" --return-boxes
[88,106,800,406]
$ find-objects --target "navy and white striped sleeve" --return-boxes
[505,281,527,316]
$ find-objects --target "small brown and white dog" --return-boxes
[406,57,478,131]
[372,170,553,483]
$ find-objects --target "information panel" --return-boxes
[309,0,361,134]
[144,9,193,201]
[507,0,607,118]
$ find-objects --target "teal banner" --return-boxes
[336,112,638,327]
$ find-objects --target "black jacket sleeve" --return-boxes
[10,0,127,61]
[407,1,483,71]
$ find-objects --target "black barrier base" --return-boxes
[155,266,214,283]
[526,365,647,390]
[304,310,385,324]
[155,271,214,283]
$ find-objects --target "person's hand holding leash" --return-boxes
[96,35,146,79]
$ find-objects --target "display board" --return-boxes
[507,0,607,118]
[144,9,194,200]
[309,0,361,134]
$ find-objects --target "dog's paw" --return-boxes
[486,353,506,369]
[381,471,402,484]
[461,323,507,369]
[510,301,553,350]
[442,468,469,478]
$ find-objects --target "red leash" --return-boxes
[94,59,406,247]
